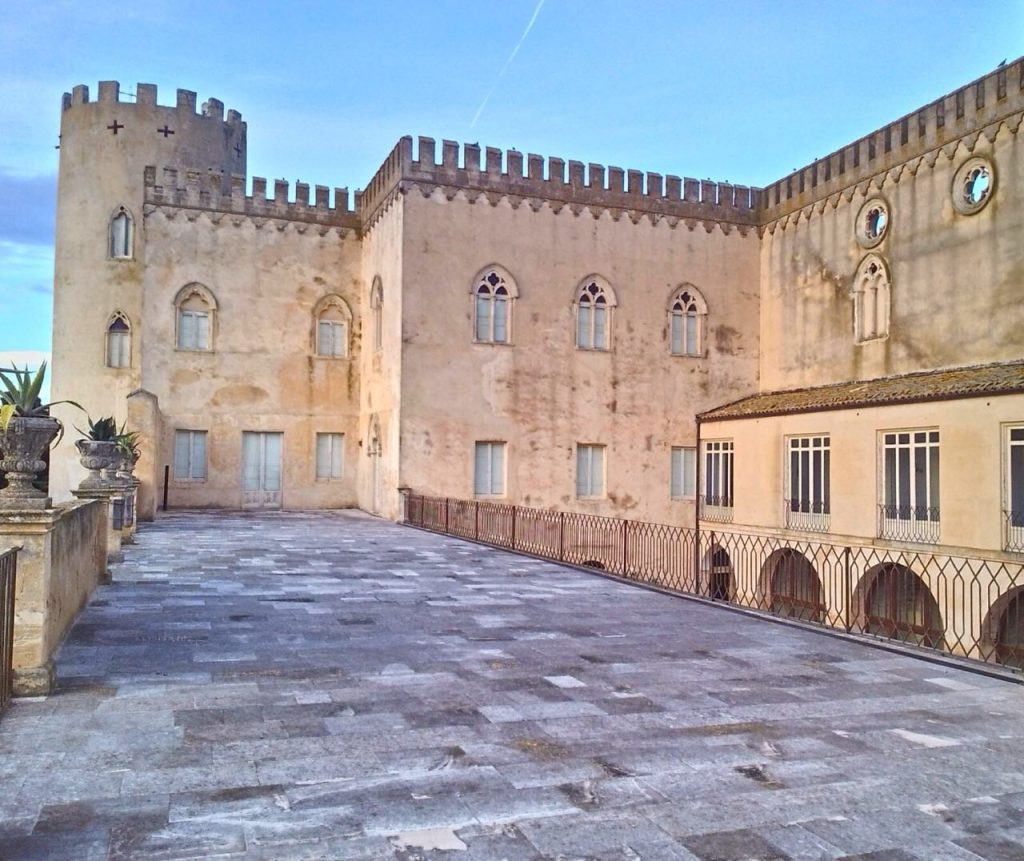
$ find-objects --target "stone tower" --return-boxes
[50,82,246,501]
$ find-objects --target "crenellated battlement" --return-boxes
[143,166,360,229]
[359,135,762,227]
[761,56,1024,222]
[61,81,244,126]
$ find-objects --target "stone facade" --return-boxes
[49,59,1024,555]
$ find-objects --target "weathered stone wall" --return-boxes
[1,499,106,694]
[396,185,760,525]
[138,207,362,510]
[50,83,246,503]
[758,64,1024,391]
[358,196,405,519]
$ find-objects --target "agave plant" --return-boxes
[0,362,81,442]
[116,426,142,458]
[75,416,119,442]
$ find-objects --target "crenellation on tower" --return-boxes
[144,165,359,227]
[136,83,158,106]
[176,89,197,113]
[98,81,119,103]
[202,98,224,121]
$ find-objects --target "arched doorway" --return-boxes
[765,549,824,622]
[861,563,944,649]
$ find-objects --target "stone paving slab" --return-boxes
[2,510,1024,859]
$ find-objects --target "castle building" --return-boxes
[49,59,1024,594]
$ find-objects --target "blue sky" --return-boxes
[1,0,1022,366]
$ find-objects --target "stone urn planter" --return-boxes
[76,438,119,489]
[0,416,61,509]
[115,448,140,483]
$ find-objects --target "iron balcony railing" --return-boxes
[699,494,733,523]
[0,547,19,715]
[784,499,831,533]
[1005,510,1024,553]
[403,493,1024,673]
[878,504,940,544]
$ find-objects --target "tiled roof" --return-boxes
[699,360,1024,422]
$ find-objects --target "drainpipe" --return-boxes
[694,413,702,594]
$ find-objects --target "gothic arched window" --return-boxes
[174,283,218,351]
[669,285,707,357]
[852,254,890,343]
[109,206,134,259]
[105,312,131,368]
[473,265,518,344]
[575,276,617,351]
[314,294,352,358]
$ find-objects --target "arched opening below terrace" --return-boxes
[981,585,1024,670]
[857,563,945,649]
[762,549,825,623]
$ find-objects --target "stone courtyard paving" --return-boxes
[3,512,1024,860]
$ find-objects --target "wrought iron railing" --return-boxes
[784,499,831,533]
[0,547,19,715]
[699,494,733,523]
[878,504,940,544]
[1005,510,1024,553]
[403,493,1024,673]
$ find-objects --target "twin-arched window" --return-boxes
[314,294,353,358]
[473,266,518,344]
[109,206,134,259]
[669,285,707,357]
[852,254,891,343]
[576,276,617,351]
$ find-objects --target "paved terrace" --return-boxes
[3,512,1024,860]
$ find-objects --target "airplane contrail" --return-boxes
[470,0,546,130]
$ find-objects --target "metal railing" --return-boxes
[878,504,940,544]
[1005,510,1024,553]
[784,500,831,533]
[404,494,1024,672]
[0,547,19,714]
[699,494,733,523]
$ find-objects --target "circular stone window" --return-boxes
[855,198,890,248]
[952,157,995,215]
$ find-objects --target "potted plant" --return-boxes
[114,427,141,482]
[0,362,81,507]
[75,415,121,488]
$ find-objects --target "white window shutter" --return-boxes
[671,448,682,498]
[179,312,195,349]
[331,434,343,477]
[316,433,330,479]
[593,446,605,496]
[174,431,190,479]
[683,448,696,497]
[491,443,505,494]
[474,443,489,495]
[196,312,210,349]
[593,307,607,349]
[493,299,507,343]
[576,446,589,496]
[670,314,682,355]
[191,432,207,479]
[476,296,491,342]
[318,321,332,356]
[577,306,591,349]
